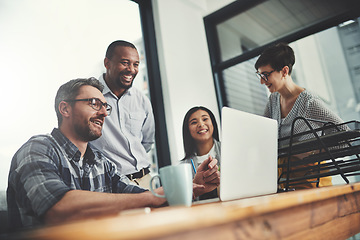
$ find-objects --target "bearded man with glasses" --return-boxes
[7,78,220,231]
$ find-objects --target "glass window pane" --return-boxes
[223,57,268,115]
[217,0,356,62]
[222,18,360,123]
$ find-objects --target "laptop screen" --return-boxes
[219,107,278,201]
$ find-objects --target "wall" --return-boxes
[0,0,143,191]
[152,0,234,163]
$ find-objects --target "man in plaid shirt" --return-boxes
[7,78,221,230]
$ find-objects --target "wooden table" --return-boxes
[18,182,360,240]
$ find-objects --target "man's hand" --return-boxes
[143,187,168,207]
[193,156,220,197]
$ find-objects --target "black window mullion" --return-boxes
[133,0,171,168]
[217,9,360,72]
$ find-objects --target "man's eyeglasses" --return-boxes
[256,70,275,82]
[65,98,112,116]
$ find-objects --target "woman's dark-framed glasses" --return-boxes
[65,98,112,116]
[255,70,275,82]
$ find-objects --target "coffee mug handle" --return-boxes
[149,175,166,198]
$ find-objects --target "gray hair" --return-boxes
[55,77,104,127]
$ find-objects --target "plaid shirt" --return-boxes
[7,128,145,230]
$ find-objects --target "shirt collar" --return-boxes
[51,128,96,164]
[99,73,133,98]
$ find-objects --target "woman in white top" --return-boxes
[255,43,348,189]
[181,106,221,167]
[181,106,220,199]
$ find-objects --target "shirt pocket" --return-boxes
[129,112,146,138]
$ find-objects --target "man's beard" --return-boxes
[115,73,135,89]
[74,121,101,142]
[117,80,133,90]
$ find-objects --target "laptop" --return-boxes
[219,107,278,201]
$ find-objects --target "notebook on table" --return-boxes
[219,107,278,201]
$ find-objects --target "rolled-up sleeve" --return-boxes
[9,139,71,220]
[109,166,147,194]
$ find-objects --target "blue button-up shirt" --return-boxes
[91,74,155,175]
[7,128,145,230]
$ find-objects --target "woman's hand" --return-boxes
[193,156,220,197]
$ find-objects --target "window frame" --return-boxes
[133,0,171,168]
[204,0,360,114]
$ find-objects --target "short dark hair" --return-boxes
[182,106,219,160]
[255,42,295,75]
[55,77,104,127]
[105,40,137,60]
